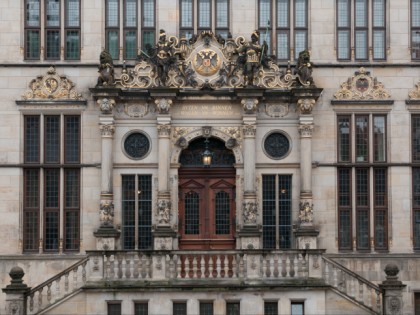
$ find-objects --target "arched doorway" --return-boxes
[178,137,236,249]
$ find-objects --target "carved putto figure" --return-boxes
[298,201,313,224]
[97,50,115,86]
[296,50,313,85]
[99,201,115,227]
[157,199,171,224]
[243,201,258,224]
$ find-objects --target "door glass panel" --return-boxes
[185,191,200,235]
[215,191,230,234]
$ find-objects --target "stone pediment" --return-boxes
[332,68,392,104]
[106,31,316,90]
[21,66,84,101]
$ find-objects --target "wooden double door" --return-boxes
[178,168,236,249]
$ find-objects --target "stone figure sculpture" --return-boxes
[97,50,115,86]
[152,29,176,86]
[296,50,313,85]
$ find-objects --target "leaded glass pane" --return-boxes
[181,0,193,28]
[373,116,386,161]
[46,0,60,27]
[215,191,230,234]
[339,209,352,249]
[295,0,307,28]
[259,0,271,28]
[46,30,60,59]
[23,210,39,251]
[278,175,292,249]
[199,0,211,28]
[65,169,79,208]
[295,30,307,59]
[26,0,40,27]
[64,116,80,164]
[356,168,369,207]
[337,30,350,59]
[414,168,420,249]
[106,0,119,27]
[107,31,119,59]
[180,30,193,40]
[65,210,79,250]
[185,191,200,235]
[373,0,385,27]
[264,302,278,315]
[25,116,40,163]
[277,32,289,60]
[66,30,80,60]
[45,116,60,164]
[216,0,228,28]
[412,116,420,161]
[355,116,369,162]
[414,207,420,249]
[45,169,59,208]
[263,175,276,249]
[108,303,121,315]
[134,303,148,315]
[338,116,351,162]
[291,303,304,315]
[373,30,385,60]
[124,132,150,159]
[337,0,349,27]
[264,132,290,159]
[226,302,240,315]
[374,168,387,250]
[200,302,213,315]
[125,0,137,27]
[173,302,187,315]
[142,31,155,50]
[259,30,271,54]
[357,209,369,249]
[122,175,136,249]
[25,169,40,208]
[412,30,420,59]
[277,0,289,28]
[66,0,80,27]
[414,168,420,207]
[412,0,420,27]
[338,168,351,207]
[45,211,59,251]
[138,175,152,249]
[355,30,368,60]
[125,31,137,59]
[355,0,367,27]
[143,0,155,27]
[26,30,40,59]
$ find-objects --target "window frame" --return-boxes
[336,0,351,60]
[64,0,81,60]
[24,0,41,60]
[105,0,120,60]
[354,0,369,61]
[215,0,230,37]
[44,0,61,60]
[180,0,194,39]
[141,0,156,50]
[371,0,386,60]
[293,0,308,60]
[412,0,420,60]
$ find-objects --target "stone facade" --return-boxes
[0,1,419,315]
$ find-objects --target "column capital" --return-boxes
[298,123,314,137]
[99,123,115,137]
[242,124,257,137]
[97,97,116,114]
[157,124,171,137]
[297,98,316,115]
[155,97,173,114]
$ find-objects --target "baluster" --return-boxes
[269,256,275,278]
[55,279,60,302]
[285,254,291,277]
[324,262,330,284]
[113,255,119,280]
[146,254,152,279]
[169,255,175,279]
[128,254,134,279]
[274,254,279,278]
[209,256,214,278]
[223,255,229,278]
[140,254,146,279]
[38,288,43,309]
[289,254,296,277]
[232,255,237,278]
[193,256,198,278]
[73,267,78,289]
[64,273,69,293]
[200,256,205,278]
[105,255,111,281]
[376,290,381,313]
[47,283,52,304]
[185,256,191,278]
[350,278,356,298]
[333,266,338,288]
[176,255,182,278]
[133,253,139,278]
[82,261,87,283]
[238,255,244,278]
[121,254,127,280]
[301,253,307,278]
[216,255,221,278]
[29,293,34,312]
[117,254,123,279]
[262,256,267,278]
[281,254,287,277]
[367,287,372,308]
[358,281,364,303]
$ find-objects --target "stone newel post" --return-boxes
[2,267,30,315]
[379,264,407,315]
[295,98,319,249]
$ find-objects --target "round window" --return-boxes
[123,132,151,160]
[263,132,291,159]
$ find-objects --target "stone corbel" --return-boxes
[99,123,115,137]
[297,98,315,115]
[97,98,116,114]
[241,98,259,114]
[155,97,173,114]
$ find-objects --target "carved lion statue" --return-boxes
[97,50,115,86]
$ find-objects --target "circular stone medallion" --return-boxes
[193,49,222,76]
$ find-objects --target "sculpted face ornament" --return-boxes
[193,49,222,76]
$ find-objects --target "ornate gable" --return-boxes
[21,66,84,101]
[332,68,392,103]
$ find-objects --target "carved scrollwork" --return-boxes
[22,66,83,100]
[334,67,391,100]
[409,81,420,100]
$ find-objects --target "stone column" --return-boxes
[94,98,120,250]
[154,97,176,250]
[2,267,30,315]
[379,264,407,315]
[238,98,261,249]
[295,98,319,249]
